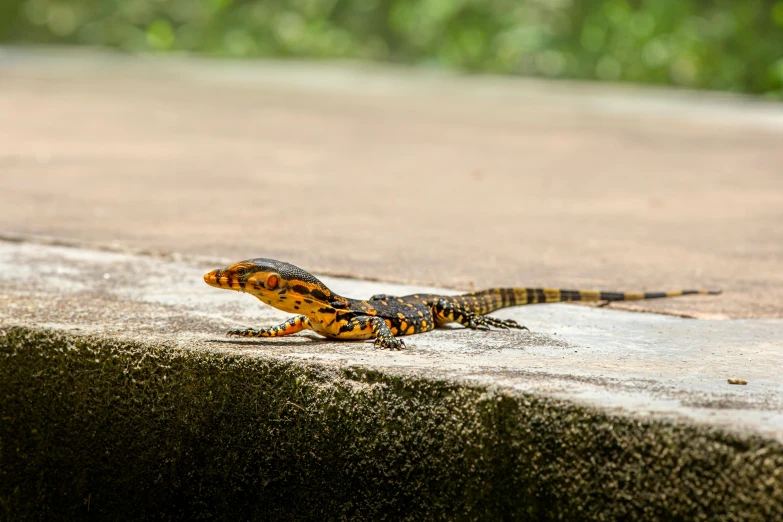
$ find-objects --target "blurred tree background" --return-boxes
[1,0,782,97]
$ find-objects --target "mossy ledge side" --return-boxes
[1,326,781,521]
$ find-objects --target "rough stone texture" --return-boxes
[1,240,782,519]
[1,47,783,319]
[3,327,783,521]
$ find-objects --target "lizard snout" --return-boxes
[203,269,223,288]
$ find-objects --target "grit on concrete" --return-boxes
[2,240,781,444]
[1,47,783,319]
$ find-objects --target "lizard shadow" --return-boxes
[205,334,336,348]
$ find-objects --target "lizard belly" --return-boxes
[304,309,375,340]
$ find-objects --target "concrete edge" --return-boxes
[2,325,781,520]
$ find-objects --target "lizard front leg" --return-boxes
[227,315,312,338]
[368,316,406,350]
[433,299,529,331]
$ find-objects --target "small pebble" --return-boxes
[727,378,748,385]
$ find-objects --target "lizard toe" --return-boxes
[374,335,406,350]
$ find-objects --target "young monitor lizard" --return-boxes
[204,258,720,350]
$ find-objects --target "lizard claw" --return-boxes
[472,315,529,331]
[374,335,406,350]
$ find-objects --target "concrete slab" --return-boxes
[2,240,781,442]
[1,47,782,319]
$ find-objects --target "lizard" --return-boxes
[204,258,721,350]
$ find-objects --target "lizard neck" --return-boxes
[249,279,347,316]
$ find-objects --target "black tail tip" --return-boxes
[708,289,722,295]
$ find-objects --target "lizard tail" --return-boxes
[516,288,721,304]
[458,288,721,314]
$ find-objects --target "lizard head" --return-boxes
[204,258,341,314]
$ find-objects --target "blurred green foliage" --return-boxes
[1,0,783,96]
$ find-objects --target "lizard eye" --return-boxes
[267,274,279,290]
[236,267,248,277]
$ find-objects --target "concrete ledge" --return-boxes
[1,240,782,519]
[3,326,782,520]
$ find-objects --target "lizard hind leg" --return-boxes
[227,315,312,337]
[433,299,529,331]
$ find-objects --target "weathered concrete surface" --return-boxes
[2,240,783,519]
[1,47,783,319]
[2,240,781,440]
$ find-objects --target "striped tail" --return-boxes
[456,288,722,315]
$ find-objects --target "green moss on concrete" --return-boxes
[1,326,782,521]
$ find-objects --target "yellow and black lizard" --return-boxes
[204,258,720,350]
